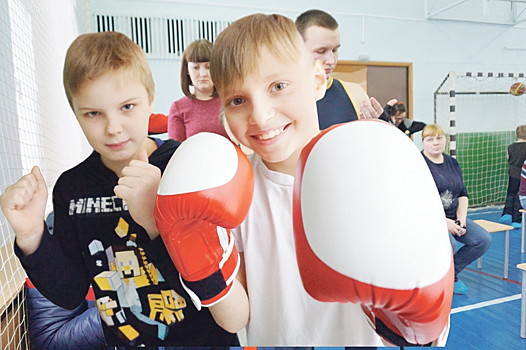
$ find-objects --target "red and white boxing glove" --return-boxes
[293,120,454,346]
[155,132,254,310]
[148,113,168,134]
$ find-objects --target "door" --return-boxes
[333,61,412,120]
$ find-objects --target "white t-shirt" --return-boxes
[232,154,383,346]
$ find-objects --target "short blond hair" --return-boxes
[218,106,225,127]
[63,32,154,109]
[422,124,446,141]
[210,14,304,97]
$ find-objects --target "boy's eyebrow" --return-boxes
[76,96,142,110]
[118,96,142,104]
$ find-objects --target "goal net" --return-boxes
[0,0,89,348]
[435,72,526,207]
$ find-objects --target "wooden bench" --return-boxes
[517,263,526,338]
[474,219,513,279]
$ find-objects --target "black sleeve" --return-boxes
[407,121,426,135]
[15,223,90,310]
[378,104,392,122]
[15,177,91,310]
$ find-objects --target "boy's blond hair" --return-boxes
[422,124,446,141]
[516,125,526,139]
[218,106,225,127]
[63,31,154,109]
[210,14,304,97]
[181,39,218,99]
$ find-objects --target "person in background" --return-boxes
[421,124,492,295]
[294,9,387,129]
[499,124,526,229]
[384,101,426,137]
[168,39,228,141]
[518,158,526,211]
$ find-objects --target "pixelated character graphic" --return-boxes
[142,287,187,325]
[90,218,187,345]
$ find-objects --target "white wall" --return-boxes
[91,0,526,143]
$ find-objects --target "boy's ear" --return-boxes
[313,60,326,102]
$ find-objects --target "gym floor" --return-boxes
[446,206,526,349]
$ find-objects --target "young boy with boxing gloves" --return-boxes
[0,31,247,347]
[210,13,452,346]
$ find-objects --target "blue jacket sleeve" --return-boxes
[27,285,107,350]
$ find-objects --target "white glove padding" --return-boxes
[293,120,454,346]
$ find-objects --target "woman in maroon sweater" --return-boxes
[168,39,229,142]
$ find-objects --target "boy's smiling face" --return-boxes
[222,45,325,175]
[72,69,155,174]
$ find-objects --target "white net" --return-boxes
[434,72,526,207]
[0,0,90,348]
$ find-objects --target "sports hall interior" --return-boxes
[1,0,526,349]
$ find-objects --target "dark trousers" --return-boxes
[449,218,492,278]
[502,176,522,223]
